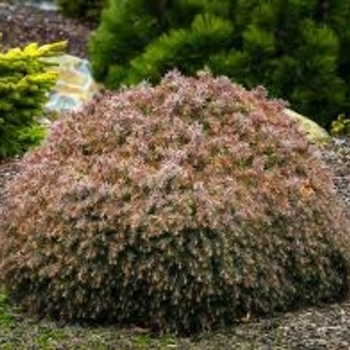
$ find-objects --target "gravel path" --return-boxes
[1,4,350,348]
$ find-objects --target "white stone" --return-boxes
[284,108,331,146]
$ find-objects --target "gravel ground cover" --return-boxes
[1,4,350,348]
[0,2,92,57]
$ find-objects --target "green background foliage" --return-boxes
[330,114,350,136]
[89,0,350,128]
[57,0,107,25]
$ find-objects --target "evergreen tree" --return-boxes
[57,0,107,25]
[0,38,66,159]
[89,0,350,128]
[89,0,201,87]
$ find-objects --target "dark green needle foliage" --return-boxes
[57,0,107,25]
[89,0,350,128]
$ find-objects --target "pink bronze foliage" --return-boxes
[1,71,350,334]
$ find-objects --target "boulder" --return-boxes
[43,54,99,113]
[284,108,331,146]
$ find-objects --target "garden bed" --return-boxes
[1,4,350,348]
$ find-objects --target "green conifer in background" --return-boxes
[0,38,66,160]
[89,0,350,128]
[57,0,107,25]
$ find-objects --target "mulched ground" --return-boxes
[1,3,350,348]
[0,3,92,57]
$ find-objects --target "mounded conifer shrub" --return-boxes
[1,71,350,334]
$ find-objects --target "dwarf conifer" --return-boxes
[0,38,66,159]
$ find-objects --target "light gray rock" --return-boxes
[284,108,331,146]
